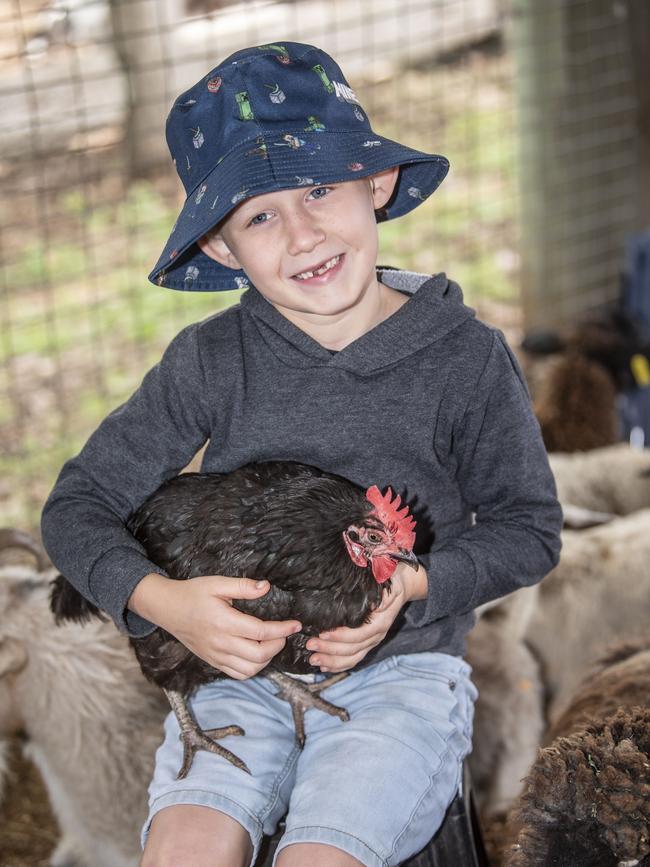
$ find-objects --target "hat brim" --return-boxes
[149,129,448,292]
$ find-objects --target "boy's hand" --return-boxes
[128,573,301,680]
[305,562,428,673]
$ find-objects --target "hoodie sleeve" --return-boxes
[40,323,211,636]
[404,330,562,628]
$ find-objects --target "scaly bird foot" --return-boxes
[163,688,250,779]
[264,670,350,746]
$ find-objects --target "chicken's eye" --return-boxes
[367,531,382,544]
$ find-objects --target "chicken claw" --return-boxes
[264,670,350,746]
[164,688,250,779]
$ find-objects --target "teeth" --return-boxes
[295,255,340,280]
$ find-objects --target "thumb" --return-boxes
[233,577,270,599]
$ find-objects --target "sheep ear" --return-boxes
[0,638,27,677]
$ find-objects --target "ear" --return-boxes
[370,166,400,209]
[196,230,243,271]
[0,638,27,678]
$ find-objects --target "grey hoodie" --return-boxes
[41,269,562,663]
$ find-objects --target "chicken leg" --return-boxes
[164,688,250,779]
[264,669,350,745]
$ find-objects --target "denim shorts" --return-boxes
[142,651,477,867]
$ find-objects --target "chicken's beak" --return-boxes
[389,549,420,570]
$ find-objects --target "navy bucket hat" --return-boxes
[150,41,449,292]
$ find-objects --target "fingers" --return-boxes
[234,608,302,641]
[206,575,302,638]
[213,638,286,679]
[310,648,370,673]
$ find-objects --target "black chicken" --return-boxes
[51,461,419,778]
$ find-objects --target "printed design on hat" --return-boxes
[184,266,199,287]
[363,140,381,148]
[348,162,365,171]
[176,99,196,112]
[305,116,326,132]
[258,44,291,64]
[234,276,250,289]
[207,76,222,93]
[332,81,361,106]
[191,127,204,148]
[235,91,255,121]
[195,184,207,204]
[294,176,317,185]
[265,83,286,103]
[408,186,426,201]
[354,108,365,122]
[245,137,269,159]
[311,64,335,94]
[210,196,219,210]
[274,134,305,150]
[232,188,250,204]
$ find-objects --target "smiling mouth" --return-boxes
[293,254,342,280]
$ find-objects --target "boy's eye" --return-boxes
[309,186,331,200]
[249,212,270,226]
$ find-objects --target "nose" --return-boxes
[284,205,326,257]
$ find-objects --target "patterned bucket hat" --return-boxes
[150,41,449,292]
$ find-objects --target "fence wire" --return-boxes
[0,0,645,529]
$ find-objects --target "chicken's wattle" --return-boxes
[371,555,399,584]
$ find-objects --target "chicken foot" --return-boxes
[264,670,350,746]
[164,688,250,780]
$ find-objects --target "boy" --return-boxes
[41,42,562,867]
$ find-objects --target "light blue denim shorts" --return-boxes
[142,651,477,867]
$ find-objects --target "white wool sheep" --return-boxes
[0,562,166,867]
[526,509,650,726]
[466,585,545,817]
[549,444,650,516]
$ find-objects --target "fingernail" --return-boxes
[292,624,302,633]
[310,656,320,665]
[320,632,331,639]
[256,580,268,588]
[306,641,318,650]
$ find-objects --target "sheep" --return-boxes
[520,304,650,453]
[549,444,650,517]
[0,550,166,867]
[525,509,650,724]
[467,508,650,826]
[504,640,650,867]
[466,585,546,818]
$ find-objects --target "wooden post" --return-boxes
[512,0,640,328]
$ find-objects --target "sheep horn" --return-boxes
[0,528,50,572]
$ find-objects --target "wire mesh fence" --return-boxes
[0,0,645,532]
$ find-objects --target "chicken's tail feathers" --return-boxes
[49,573,107,624]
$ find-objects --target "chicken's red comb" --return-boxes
[365,485,417,549]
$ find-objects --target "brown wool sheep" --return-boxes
[505,641,650,867]
[535,352,620,453]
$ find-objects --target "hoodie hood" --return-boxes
[239,269,475,374]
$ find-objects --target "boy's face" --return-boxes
[198,168,398,323]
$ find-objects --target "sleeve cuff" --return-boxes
[404,546,477,628]
[88,546,166,637]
